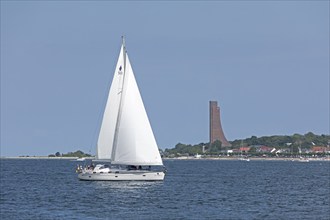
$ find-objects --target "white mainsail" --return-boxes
[96,40,163,166]
[96,45,124,160]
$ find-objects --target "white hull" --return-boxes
[78,171,165,181]
[239,158,250,161]
[298,159,309,163]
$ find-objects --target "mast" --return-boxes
[122,36,126,72]
[111,36,127,162]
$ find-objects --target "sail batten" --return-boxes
[96,39,163,166]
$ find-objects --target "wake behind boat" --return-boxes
[77,37,165,181]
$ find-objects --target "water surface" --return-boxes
[0,159,329,219]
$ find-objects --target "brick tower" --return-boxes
[209,101,231,147]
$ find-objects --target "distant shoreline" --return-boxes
[1,156,329,161]
[163,157,330,161]
[0,156,95,160]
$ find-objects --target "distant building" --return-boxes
[250,145,273,153]
[209,101,231,147]
[311,146,327,153]
[239,147,251,152]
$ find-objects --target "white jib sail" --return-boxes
[111,52,163,166]
[96,45,125,160]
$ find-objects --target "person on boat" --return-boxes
[128,165,137,170]
[76,164,81,173]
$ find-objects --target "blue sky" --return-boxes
[1,1,329,156]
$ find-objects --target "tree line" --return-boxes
[164,132,329,157]
[48,150,92,158]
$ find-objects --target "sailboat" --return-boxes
[238,140,250,161]
[297,146,309,163]
[78,37,165,181]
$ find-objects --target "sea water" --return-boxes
[0,159,329,219]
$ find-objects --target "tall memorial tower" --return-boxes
[209,101,231,147]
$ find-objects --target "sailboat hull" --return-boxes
[78,171,165,181]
